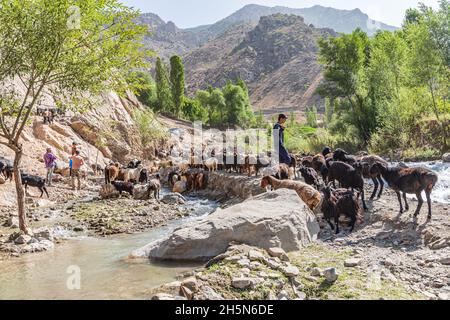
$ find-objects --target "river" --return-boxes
[0,196,218,300]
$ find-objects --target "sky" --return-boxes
[120,0,440,28]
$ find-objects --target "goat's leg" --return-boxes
[425,190,432,220]
[327,218,335,231]
[43,186,49,198]
[414,192,424,218]
[349,215,356,233]
[334,213,340,235]
[39,187,44,198]
[377,176,384,199]
[403,192,409,212]
[361,188,368,211]
[396,191,404,214]
[370,178,378,200]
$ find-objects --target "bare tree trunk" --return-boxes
[13,149,28,234]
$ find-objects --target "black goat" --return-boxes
[321,186,362,234]
[327,161,367,210]
[299,165,320,189]
[0,157,14,181]
[21,173,49,198]
[111,181,134,196]
[370,163,438,220]
[139,168,149,184]
[127,159,142,169]
[333,149,357,165]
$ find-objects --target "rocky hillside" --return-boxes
[136,13,202,61]
[186,4,397,43]
[183,14,337,110]
[0,88,160,184]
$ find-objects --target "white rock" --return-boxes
[324,268,339,283]
[344,258,361,268]
[281,265,300,277]
[132,190,320,261]
[14,234,32,245]
[232,277,254,289]
[267,247,289,261]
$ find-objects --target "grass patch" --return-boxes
[289,244,425,300]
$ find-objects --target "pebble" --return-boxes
[344,258,361,267]
[310,267,322,277]
[267,247,289,261]
[324,268,339,283]
[231,277,255,290]
[281,265,300,277]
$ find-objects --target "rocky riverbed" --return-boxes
[0,177,201,259]
[148,186,450,301]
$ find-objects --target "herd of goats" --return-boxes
[0,146,440,234]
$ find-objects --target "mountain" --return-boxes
[137,4,398,61]
[186,4,398,44]
[136,13,201,61]
[183,14,338,111]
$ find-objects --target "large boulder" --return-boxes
[443,153,450,163]
[131,189,320,261]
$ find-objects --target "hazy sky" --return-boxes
[120,0,440,28]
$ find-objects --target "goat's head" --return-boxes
[322,146,332,157]
[332,148,348,161]
[260,176,272,190]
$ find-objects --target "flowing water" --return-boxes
[406,162,450,204]
[0,196,218,300]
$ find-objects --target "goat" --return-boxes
[127,159,142,169]
[327,161,367,210]
[354,155,388,200]
[299,165,321,189]
[111,181,134,197]
[0,157,13,182]
[21,173,49,198]
[105,162,120,185]
[333,148,357,165]
[123,164,143,183]
[147,174,161,200]
[321,186,362,234]
[260,176,322,211]
[370,163,438,220]
[168,171,181,188]
[139,168,149,184]
[204,157,218,172]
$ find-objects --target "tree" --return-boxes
[318,29,377,145]
[155,57,172,113]
[0,0,147,233]
[128,71,157,108]
[405,9,449,149]
[169,55,185,118]
[305,106,318,128]
[182,97,208,123]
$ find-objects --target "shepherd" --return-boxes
[273,114,291,166]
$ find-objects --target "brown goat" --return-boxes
[105,162,120,184]
[370,163,438,220]
[261,176,322,211]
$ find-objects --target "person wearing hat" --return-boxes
[273,114,292,166]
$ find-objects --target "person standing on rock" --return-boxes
[43,148,57,187]
[273,114,291,166]
[70,150,85,191]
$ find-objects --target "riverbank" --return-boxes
[149,186,450,300]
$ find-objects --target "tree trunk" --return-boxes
[13,149,28,234]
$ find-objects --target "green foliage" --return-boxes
[169,55,185,118]
[305,106,318,128]
[155,57,172,113]
[317,2,450,156]
[128,71,157,108]
[182,96,208,123]
[133,108,168,145]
